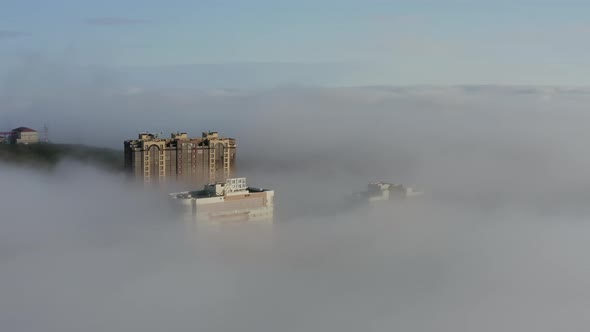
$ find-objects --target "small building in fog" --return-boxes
[353,182,423,203]
[10,127,40,144]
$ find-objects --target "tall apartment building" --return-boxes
[124,131,236,185]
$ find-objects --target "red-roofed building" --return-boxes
[10,127,39,144]
[13,127,36,133]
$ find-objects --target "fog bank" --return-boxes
[3,68,590,330]
[2,161,590,332]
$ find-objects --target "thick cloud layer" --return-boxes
[2,161,590,332]
[2,67,590,331]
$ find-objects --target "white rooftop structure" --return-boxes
[170,178,274,223]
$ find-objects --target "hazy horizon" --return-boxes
[4,78,590,331]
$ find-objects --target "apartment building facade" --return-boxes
[124,131,236,185]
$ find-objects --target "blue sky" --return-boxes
[1,0,590,86]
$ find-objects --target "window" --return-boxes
[160,166,164,170]
[145,167,149,171]
[160,161,164,165]
[144,172,149,176]
[145,162,149,166]
[160,155,164,160]
[145,156,149,160]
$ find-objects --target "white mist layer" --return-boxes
[3,82,590,331]
[2,161,590,332]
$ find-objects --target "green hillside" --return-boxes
[0,143,122,171]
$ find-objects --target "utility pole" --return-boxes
[43,125,49,143]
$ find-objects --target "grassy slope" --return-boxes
[0,143,122,171]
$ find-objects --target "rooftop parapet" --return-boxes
[128,131,234,144]
[138,132,157,140]
[171,132,188,139]
[202,131,219,139]
[170,178,271,200]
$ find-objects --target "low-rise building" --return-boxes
[0,127,40,144]
[12,127,40,144]
[353,182,422,203]
[169,178,274,223]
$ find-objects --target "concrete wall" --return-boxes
[15,132,39,144]
[195,191,274,223]
[172,190,274,223]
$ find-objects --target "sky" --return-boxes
[2,0,590,86]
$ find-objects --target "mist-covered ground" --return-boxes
[3,76,590,331]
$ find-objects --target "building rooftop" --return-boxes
[12,127,36,133]
[170,178,272,200]
[125,131,236,149]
